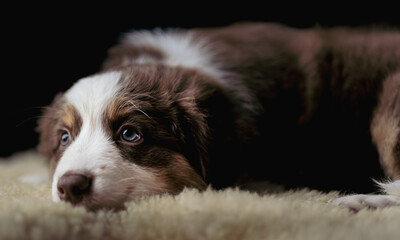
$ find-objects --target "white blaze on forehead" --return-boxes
[64,71,123,124]
[52,71,123,201]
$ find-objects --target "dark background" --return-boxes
[2,6,400,157]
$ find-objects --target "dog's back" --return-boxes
[193,23,400,192]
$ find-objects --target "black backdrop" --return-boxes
[2,6,400,157]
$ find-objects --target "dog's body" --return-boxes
[38,23,400,211]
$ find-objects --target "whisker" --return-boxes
[134,109,151,120]
[123,100,152,120]
[12,105,58,128]
[15,114,61,128]
[15,116,43,128]
[130,93,158,101]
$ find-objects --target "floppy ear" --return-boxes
[36,93,64,162]
[173,78,237,183]
[173,91,209,181]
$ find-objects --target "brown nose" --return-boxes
[57,173,92,204]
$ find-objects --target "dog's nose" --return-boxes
[57,173,92,204]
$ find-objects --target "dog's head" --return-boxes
[37,65,215,210]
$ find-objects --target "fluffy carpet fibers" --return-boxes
[1,151,400,240]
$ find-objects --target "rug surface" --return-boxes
[1,151,400,240]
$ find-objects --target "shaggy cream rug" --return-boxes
[1,151,400,240]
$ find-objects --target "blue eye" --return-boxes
[120,127,142,143]
[60,132,70,146]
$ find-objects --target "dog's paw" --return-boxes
[332,194,400,212]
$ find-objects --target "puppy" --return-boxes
[37,23,400,211]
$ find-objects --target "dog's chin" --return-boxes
[55,191,146,212]
[77,199,128,212]
[52,178,169,212]
[52,193,126,212]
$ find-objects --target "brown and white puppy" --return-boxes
[38,23,400,211]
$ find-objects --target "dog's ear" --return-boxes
[172,77,237,183]
[173,90,210,181]
[36,93,64,163]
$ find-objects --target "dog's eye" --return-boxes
[120,127,142,143]
[60,132,70,146]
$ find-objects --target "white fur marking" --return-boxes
[377,180,400,197]
[122,29,227,82]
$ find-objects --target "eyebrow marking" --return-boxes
[60,104,82,137]
[61,104,76,127]
[106,97,152,123]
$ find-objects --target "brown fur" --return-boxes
[39,23,400,200]
[39,100,84,176]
